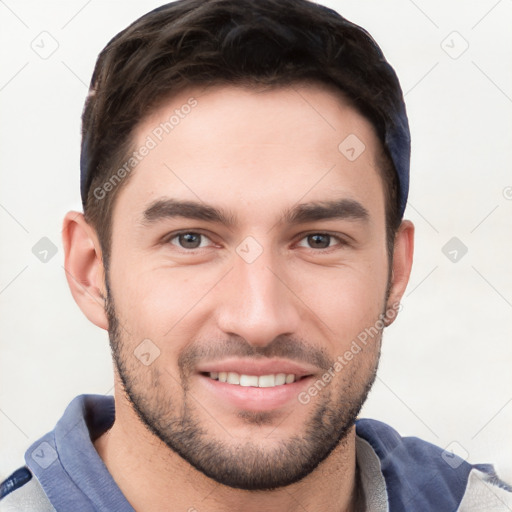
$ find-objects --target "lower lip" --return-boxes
[197,374,313,411]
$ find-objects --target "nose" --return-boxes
[215,243,301,348]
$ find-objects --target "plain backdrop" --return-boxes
[1,0,511,485]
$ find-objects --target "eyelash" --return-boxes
[167,231,214,251]
[296,232,348,251]
[165,230,348,252]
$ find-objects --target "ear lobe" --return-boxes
[385,220,414,325]
[62,211,108,330]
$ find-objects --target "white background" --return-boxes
[1,0,511,485]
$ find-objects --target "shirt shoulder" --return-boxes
[458,466,512,511]
[18,394,133,511]
[355,418,512,511]
[0,467,55,512]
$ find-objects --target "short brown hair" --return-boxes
[81,0,404,266]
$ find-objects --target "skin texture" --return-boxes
[63,84,414,512]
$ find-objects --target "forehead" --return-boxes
[113,84,386,228]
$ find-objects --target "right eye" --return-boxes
[167,231,214,250]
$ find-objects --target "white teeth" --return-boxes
[227,372,240,385]
[275,373,286,385]
[240,375,259,387]
[258,374,275,387]
[208,372,300,387]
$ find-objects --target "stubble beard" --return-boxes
[104,277,385,491]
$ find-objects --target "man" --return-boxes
[1,0,510,510]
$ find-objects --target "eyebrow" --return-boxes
[141,197,369,227]
[142,199,237,227]
[284,198,369,224]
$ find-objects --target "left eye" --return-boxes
[297,233,340,249]
[169,232,212,249]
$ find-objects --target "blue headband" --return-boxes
[386,101,411,218]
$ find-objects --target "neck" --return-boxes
[94,390,361,512]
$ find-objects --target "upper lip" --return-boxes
[196,358,318,378]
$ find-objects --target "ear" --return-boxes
[62,211,108,330]
[385,219,414,325]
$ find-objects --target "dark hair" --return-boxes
[81,0,405,266]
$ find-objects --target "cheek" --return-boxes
[291,258,389,344]
[109,260,219,344]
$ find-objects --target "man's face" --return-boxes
[105,84,391,490]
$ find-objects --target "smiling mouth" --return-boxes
[202,371,309,388]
